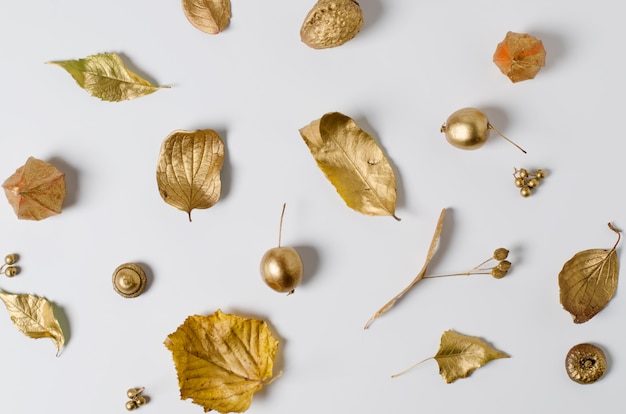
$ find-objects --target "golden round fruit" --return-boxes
[565,343,606,384]
[4,254,17,265]
[440,108,490,150]
[113,263,147,298]
[260,247,303,293]
[125,400,138,411]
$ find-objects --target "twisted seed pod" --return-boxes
[565,343,606,384]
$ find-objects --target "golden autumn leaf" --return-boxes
[493,31,546,83]
[559,223,621,323]
[182,0,231,34]
[156,129,225,221]
[299,112,399,219]
[0,291,65,355]
[393,330,509,383]
[47,52,168,101]
[2,156,65,220]
[164,310,280,413]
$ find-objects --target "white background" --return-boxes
[1,1,624,413]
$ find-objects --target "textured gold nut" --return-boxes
[113,263,147,298]
[565,343,606,384]
[300,0,364,49]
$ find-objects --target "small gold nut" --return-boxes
[113,263,147,298]
[565,343,606,384]
[300,0,364,49]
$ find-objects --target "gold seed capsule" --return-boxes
[4,254,17,265]
[491,268,507,279]
[113,264,147,298]
[497,260,511,272]
[565,343,606,384]
[493,248,509,261]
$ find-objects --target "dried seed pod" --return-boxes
[565,343,606,384]
[493,248,509,261]
[300,0,364,49]
[112,263,147,298]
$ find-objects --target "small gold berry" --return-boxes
[127,387,144,399]
[4,266,17,277]
[134,396,147,407]
[125,400,138,411]
[518,168,529,179]
[514,177,524,188]
[4,254,17,265]
[520,187,532,197]
[535,169,546,179]
[527,177,539,188]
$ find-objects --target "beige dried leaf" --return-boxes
[164,310,280,413]
[47,52,168,101]
[300,0,364,49]
[0,291,65,356]
[393,330,509,383]
[182,0,231,34]
[2,157,65,220]
[156,129,225,221]
[300,112,398,219]
[364,209,446,329]
[559,223,621,323]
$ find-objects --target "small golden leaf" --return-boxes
[156,129,225,221]
[300,112,398,219]
[0,291,65,355]
[182,0,231,34]
[393,330,509,383]
[2,156,66,221]
[164,310,280,413]
[559,223,621,323]
[47,52,168,101]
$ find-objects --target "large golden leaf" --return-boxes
[299,112,399,219]
[164,310,279,413]
[156,129,225,221]
[182,0,231,34]
[0,291,65,355]
[2,156,66,221]
[47,52,168,101]
[393,330,509,383]
[559,223,621,323]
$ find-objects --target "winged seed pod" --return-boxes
[156,129,225,221]
[300,0,364,49]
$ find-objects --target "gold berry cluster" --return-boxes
[0,254,19,278]
[125,387,148,411]
[513,168,546,197]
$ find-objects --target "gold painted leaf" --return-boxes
[393,330,509,383]
[156,129,225,221]
[0,291,65,355]
[559,223,621,323]
[47,52,168,101]
[164,310,280,413]
[182,0,231,34]
[2,156,65,221]
[299,112,399,219]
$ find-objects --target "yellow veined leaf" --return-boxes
[164,310,280,413]
[559,223,621,323]
[156,129,225,221]
[47,52,168,101]
[299,112,399,219]
[0,291,65,356]
[392,330,509,383]
[182,0,231,34]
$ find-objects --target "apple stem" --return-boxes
[278,203,286,247]
[488,124,527,153]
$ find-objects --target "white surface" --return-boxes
[1,1,625,413]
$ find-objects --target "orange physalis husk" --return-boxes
[493,31,546,83]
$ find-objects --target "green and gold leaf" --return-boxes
[156,129,225,221]
[0,291,65,355]
[559,223,621,323]
[299,112,399,219]
[47,52,168,101]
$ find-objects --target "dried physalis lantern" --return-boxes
[493,31,546,83]
[440,108,526,153]
[2,157,66,220]
[300,0,364,49]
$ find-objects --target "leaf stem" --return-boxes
[608,222,621,251]
[391,356,433,378]
[278,203,286,248]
